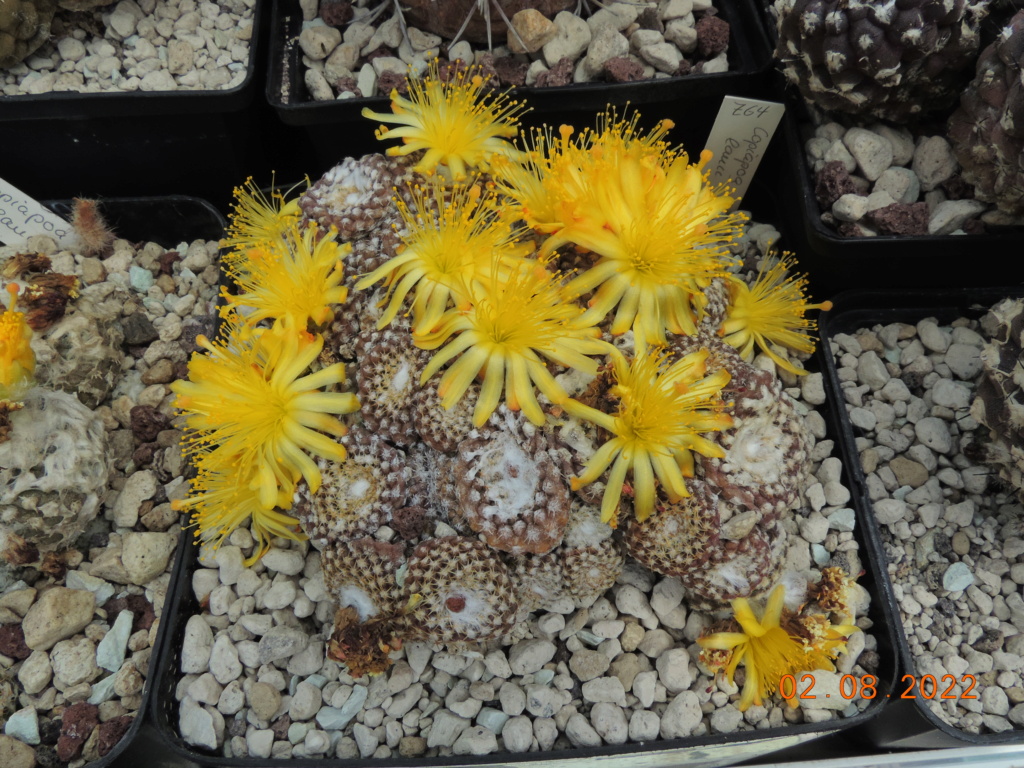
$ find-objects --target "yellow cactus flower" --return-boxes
[221,177,303,265]
[564,345,733,525]
[697,584,857,712]
[171,319,359,509]
[222,222,349,331]
[416,261,613,428]
[362,60,528,179]
[719,254,833,376]
[0,283,35,404]
[497,109,745,345]
[355,180,531,334]
[173,449,307,565]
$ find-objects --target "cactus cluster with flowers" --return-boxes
[173,64,852,701]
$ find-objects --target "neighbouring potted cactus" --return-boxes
[767,0,1024,293]
[0,197,225,767]
[820,288,1024,746]
[154,62,895,765]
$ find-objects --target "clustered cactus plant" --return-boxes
[173,63,859,708]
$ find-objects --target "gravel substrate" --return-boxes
[1,0,254,96]
[0,227,220,766]
[829,313,1024,734]
[805,121,1024,239]
[170,218,881,761]
[294,0,731,102]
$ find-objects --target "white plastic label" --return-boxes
[0,177,76,248]
[703,95,785,207]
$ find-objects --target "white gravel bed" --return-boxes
[2,0,254,96]
[829,313,1024,734]
[293,0,731,102]
[0,224,221,766]
[805,121,1024,238]
[170,219,881,760]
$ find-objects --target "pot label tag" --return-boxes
[704,95,785,208]
[0,177,76,248]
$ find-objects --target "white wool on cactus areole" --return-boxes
[337,584,380,622]
[442,588,494,636]
[390,360,412,394]
[464,434,539,520]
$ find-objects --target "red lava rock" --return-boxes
[602,56,645,83]
[97,715,134,757]
[103,594,156,633]
[130,404,171,444]
[319,0,352,26]
[363,45,394,63]
[131,442,157,467]
[391,506,429,540]
[493,55,528,87]
[815,160,859,208]
[271,715,291,741]
[179,315,217,353]
[864,202,930,235]
[56,702,100,762]
[335,76,360,96]
[675,58,692,77]
[377,70,409,97]
[157,250,180,276]
[0,624,30,660]
[696,15,730,58]
[536,56,574,87]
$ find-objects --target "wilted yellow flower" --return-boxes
[698,584,857,711]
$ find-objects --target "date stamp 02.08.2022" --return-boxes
[780,674,981,702]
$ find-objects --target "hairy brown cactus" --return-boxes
[775,0,990,122]
[971,297,1024,501]
[948,10,1024,214]
[0,0,57,69]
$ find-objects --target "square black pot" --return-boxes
[819,287,1024,748]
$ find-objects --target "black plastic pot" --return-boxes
[777,108,1024,299]
[24,196,225,768]
[266,0,775,169]
[147,293,898,767]
[0,4,275,213]
[818,287,1024,749]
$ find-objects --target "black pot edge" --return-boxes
[817,286,1024,748]
[265,0,774,127]
[0,0,266,122]
[42,195,227,247]
[145,301,900,767]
